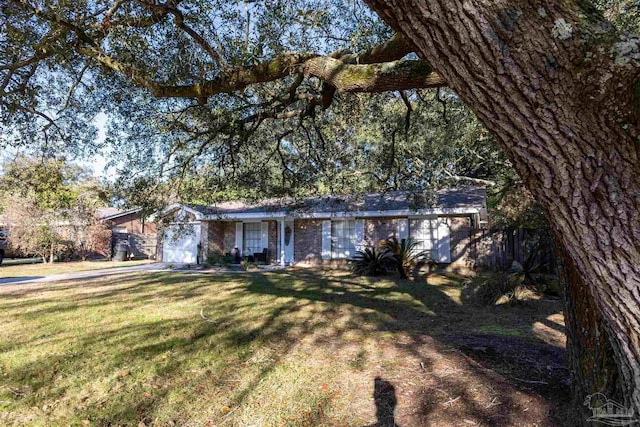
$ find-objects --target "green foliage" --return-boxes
[0,157,78,210]
[0,156,109,210]
[0,156,111,262]
[381,237,427,279]
[350,246,394,276]
[509,250,548,286]
[2,194,63,263]
[238,259,259,271]
[461,232,557,305]
[0,0,517,215]
[206,254,220,266]
[537,276,565,297]
[461,273,536,306]
[3,0,629,232]
[508,239,562,297]
[488,182,548,229]
[205,253,234,267]
[593,0,640,32]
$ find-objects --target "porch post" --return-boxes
[280,219,285,267]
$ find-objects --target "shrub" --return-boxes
[77,224,111,260]
[220,255,232,266]
[381,237,427,279]
[461,272,538,306]
[509,251,562,297]
[240,259,250,271]
[538,275,564,297]
[350,247,394,276]
[207,254,220,265]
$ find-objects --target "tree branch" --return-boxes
[135,0,225,66]
[443,169,496,186]
[152,57,444,98]
[74,29,444,100]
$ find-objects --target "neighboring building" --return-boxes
[159,187,488,270]
[97,208,157,234]
[98,208,157,259]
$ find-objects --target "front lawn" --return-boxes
[0,259,154,278]
[0,270,570,426]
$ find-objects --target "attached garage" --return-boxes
[162,223,201,264]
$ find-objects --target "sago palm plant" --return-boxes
[381,237,427,279]
[350,246,395,276]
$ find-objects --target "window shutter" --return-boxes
[235,222,243,251]
[397,218,409,241]
[354,219,365,251]
[321,220,331,259]
[261,222,269,250]
[436,221,451,263]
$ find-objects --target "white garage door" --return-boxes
[163,224,200,264]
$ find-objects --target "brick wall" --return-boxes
[222,222,236,253]
[203,220,279,262]
[294,219,323,264]
[200,215,480,272]
[106,213,156,234]
[205,222,223,256]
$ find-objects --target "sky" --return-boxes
[80,112,112,179]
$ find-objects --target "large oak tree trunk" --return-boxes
[561,245,622,420]
[365,0,640,417]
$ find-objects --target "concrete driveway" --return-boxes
[0,263,168,285]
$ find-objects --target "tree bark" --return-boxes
[364,0,640,416]
[561,244,622,422]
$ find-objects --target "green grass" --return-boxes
[0,269,565,426]
[0,259,154,278]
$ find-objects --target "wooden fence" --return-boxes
[111,232,157,259]
[469,228,556,273]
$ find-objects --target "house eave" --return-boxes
[159,203,204,221]
[100,208,143,221]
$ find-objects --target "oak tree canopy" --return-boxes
[2,0,640,420]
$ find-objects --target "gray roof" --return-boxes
[97,207,142,220]
[184,187,486,218]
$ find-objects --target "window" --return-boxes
[331,220,356,259]
[409,218,437,258]
[243,222,262,255]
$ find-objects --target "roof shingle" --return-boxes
[185,187,486,218]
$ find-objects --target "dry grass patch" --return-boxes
[0,269,569,426]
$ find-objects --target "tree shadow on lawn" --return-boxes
[245,269,571,426]
[0,272,342,425]
[0,270,571,426]
[0,272,245,316]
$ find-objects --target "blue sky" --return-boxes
[83,112,111,178]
